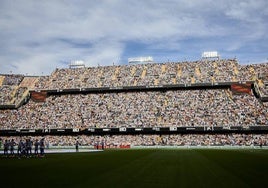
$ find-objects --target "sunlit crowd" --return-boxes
[0,59,267,130]
[0,88,267,130]
[0,134,267,148]
[35,59,241,89]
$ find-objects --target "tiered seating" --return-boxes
[1,134,268,147]
[256,64,268,97]
[34,76,49,89]
[10,87,28,105]
[1,59,268,131]
[0,85,14,104]
[34,59,240,90]
[2,74,23,85]
[238,65,255,81]
[238,63,268,97]
[1,88,267,130]
[0,75,25,106]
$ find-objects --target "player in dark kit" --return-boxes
[39,138,45,157]
[21,140,27,157]
[259,138,263,148]
[17,139,23,157]
[26,138,33,156]
[3,140,9,156]
[101,140,105,150]
[29,138,33,155]
[34,139,39,155]
[75,140,79,152]
[10,139,15,156]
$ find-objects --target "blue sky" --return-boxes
[0,0,268,75]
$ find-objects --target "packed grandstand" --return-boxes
[0,58,268,148]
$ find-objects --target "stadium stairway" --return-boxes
[172,77,176,84]
[0,75,4,86]
[233,66,239,75]
[154,78,159,85]
[225,89,234,102]
[250,67,257,81]
[10,86,19,98]
[177,65,182,77]
[133,78,137,86]
[211,76,216,83]
[141,67,147,78]
[131,66,136,76]
[15,89,30,107]
[19,77,39,90]
[195,65,201,77]
[191,76,195,84]
[161,64,166,74]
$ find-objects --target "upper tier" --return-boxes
[1,59,268,105]
[33,59,267,90]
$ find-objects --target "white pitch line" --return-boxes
[0,149,103,154]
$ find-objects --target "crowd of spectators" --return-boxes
[0,74,28,105]
[1,134,267,147]
[33,59,241,90]
[31,59,268,98]
[0,86,14,104]
[1,60,267,106]
[0,75,24,105]
[1,61,267,148]
[34,76,49,89]
[0,59,267,130]
[238,63,267,81]
[0,86,27,105]
[259,72,268,97]
[12,87,28,104]
[2,75,23,86]
[239,63,268,97]
[261,83,268,96]
[0,88,267,130]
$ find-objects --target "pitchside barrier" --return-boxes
[1,126,268,136]
[132,145,268,149]
[1,145,266,151]
[94,144,131,149]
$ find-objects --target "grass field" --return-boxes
[1,149,268,188]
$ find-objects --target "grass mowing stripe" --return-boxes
[194,149,250,188]
[1,149,268,188]
[197,149,268,187]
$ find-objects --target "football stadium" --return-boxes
[1,54,268,187]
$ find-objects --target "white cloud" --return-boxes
[0,0,268,75]
[224,0,268,22]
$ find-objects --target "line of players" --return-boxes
[2,138,45,157]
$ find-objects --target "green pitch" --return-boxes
[1,149,268,188]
